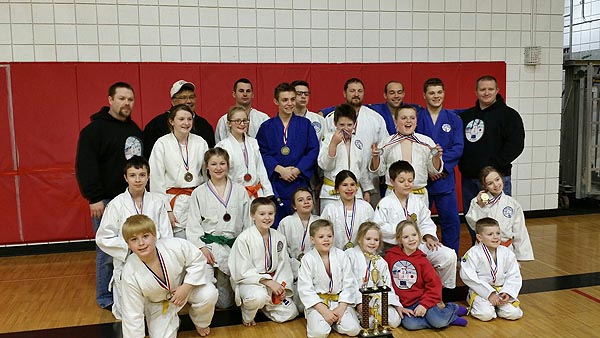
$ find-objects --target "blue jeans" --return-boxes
[93,199,113,308]
[461,176,512,244]
[401,302,460,330]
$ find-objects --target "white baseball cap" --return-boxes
[170,80,196,98]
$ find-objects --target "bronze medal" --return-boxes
[244,173,252,181]
[223,213,231,222]
[344,242,354,250]
[281,146,290,155]
[184,172,193,182]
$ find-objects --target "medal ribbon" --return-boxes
[407,133,434,149]
[401,195,410,220]
[175,133,190,172]
[488,192,503,206]
[300,218,308,253]
[343,198,356,243]
[143,249,171,294]
[128,189,143,215]
[241,137,249,172]
[380,133,410,151]
[264,231,272,271]
[206,180,233,210]
[327,255,334,293]
[282,122,289,147]
[363,257,372,285]
[481,243,498,283]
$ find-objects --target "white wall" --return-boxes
[0,0,564,210]
[564,0,600,52]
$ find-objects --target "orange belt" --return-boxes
[166,187,194,210]
[244,182,262,199]
[501,238,513,247]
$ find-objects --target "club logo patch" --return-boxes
[354,140,363,150]
[442,123,451,132]
[277,241,284,252]
[502,206,514,218]
[312,121,322,133]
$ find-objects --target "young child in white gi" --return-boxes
[215,105,273,199]
[187,147,252,309]
[228,197,299,326]
[318,104,374,212]
[373,160,457,289]
[149,104,209,238]
[321,170,374,251]
[120,215,218,338]
[298,219,361,338]
[345,221,402,329]
[96,156,173,320]
[385,220,467,330]
[460,217,524,321]
[277,187,319,312]
[370,105,443,205]
[466,166,534,261]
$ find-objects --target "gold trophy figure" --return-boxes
[358,254,393,338]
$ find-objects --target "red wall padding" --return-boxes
[0,61,505,244]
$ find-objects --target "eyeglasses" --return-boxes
[296,91,310,96]
[229,119,250,125]
[174,95,196,101]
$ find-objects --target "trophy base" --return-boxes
[358,329,394,338]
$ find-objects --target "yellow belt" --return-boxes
[467,286,520,315]
[387,186,427,194]
[323,178,360,195]
[318,293,340,307]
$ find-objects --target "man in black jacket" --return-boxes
[459,75,525,242]
[75,82,143,309]
[143,80,215,159]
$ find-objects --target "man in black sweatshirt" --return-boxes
[458,75,525,242]
[75,82,143,310]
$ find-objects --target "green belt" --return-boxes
[201,233,235,247]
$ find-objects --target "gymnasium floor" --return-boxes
[0,213,599,338]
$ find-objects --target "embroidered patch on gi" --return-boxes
[391,260,417,290]
[277,241,284,252]
[465,119,485,143]
[503,206,514,218]
[311,121,322,133]
[442,123,452,132]
[354,139,363,150]
[124,136,143,159]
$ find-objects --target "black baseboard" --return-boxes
[0,241,95,257]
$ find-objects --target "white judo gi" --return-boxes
[228,226,299,323]
[465,194,534,261]
[215,134,274,198]
[318,133,374,212]
[187,179,251,308]
[345,246,402,328]
[460,243,523,321]
[373,193,457,288]
[96,189,173,320]
[303,110,327,143]
[215,108,269,143]
[149,133,208,238]
[120,238,218,338]
[298,247,361,338]
[321,199,374,250]
[277,212,319,311]
[371,133,443,205]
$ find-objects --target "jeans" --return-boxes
[93,199,113,308]
[461,176,512,244]
[401,302,460,330]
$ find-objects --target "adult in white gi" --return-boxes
[298,247,361,338]
[374,193,457,289]
[322,199,374,251]
[345,246,402,328]
[215,78,269,142]
[318,104,374,212]
[460,243,523,321]
[215,106,273,199]
[229,225,299,324]
[121,235,218,338]
[187,178,251,309]
[149,105,208,238]
[466,194,534,261]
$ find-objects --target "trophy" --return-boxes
[358,254,393,338]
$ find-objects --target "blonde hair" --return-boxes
[395,219,421,244]
[309,219,333,237]
[355,221,383,251]
[122,214,156,240]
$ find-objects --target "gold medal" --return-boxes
[481,192,490,204]
[281,145,290,155]
[410,213,417,222]
[344,242,354,250]
[184,172,193,182]
[297,252,304,261]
